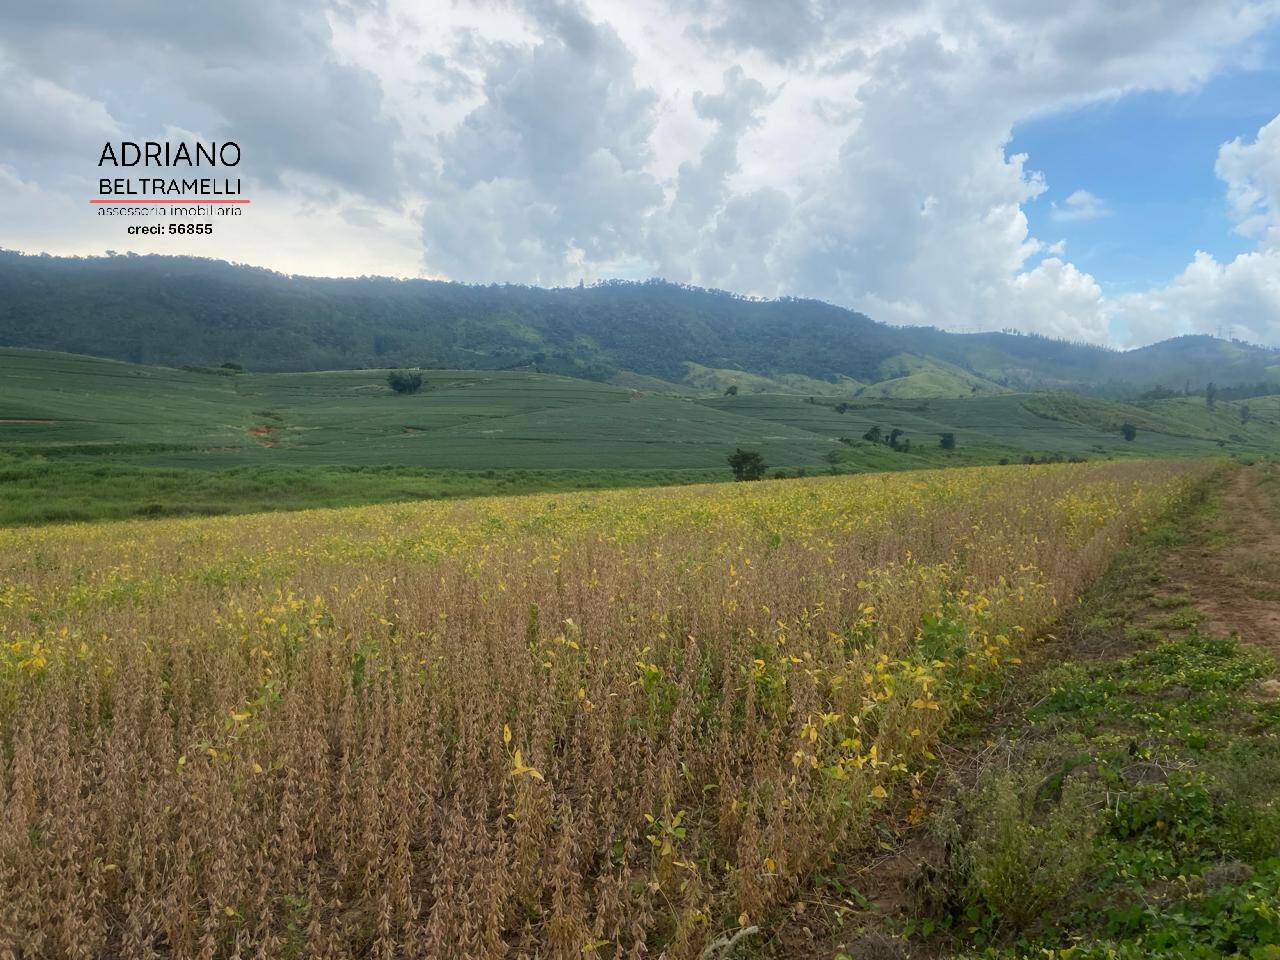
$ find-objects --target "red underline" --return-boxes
[90,199,251,204]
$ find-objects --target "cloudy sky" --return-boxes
[2,1,1280,347]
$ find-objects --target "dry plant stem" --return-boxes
[0,460,1210,958]
[700,924,759,959]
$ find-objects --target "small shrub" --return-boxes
[1215,741,1280,861]
[727,448,767,481]
[1155,607,1201,629]
[963,771,1100,932]
[387,369,424,394]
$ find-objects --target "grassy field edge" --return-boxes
[764,465,1280,959]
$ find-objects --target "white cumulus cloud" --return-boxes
[1112,111,1280,345]
[1217,112,1280,247]
[1052,189,1111,222]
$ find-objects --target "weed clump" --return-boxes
[964,773,1100,931]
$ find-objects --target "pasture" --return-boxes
[3,347,1277,525]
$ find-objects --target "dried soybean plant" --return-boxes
[0,460,1209,958]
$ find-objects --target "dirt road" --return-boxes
[1167,463,1280,659]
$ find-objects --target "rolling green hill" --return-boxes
[856,353,1008,399]
[0,349,834,470]
[3,347,1279,525]
[4,251,1280,397]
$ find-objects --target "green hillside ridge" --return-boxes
[5,251,1280,395]
[680,362,861,397]
[856,353,1008,399]
[1024,392,1280,443]
[607,370,698,395]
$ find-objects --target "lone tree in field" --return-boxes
[388,369,424,394]
[1121,422,1137,442]
[724,384,738,396]
[728,448,767,481]
[939,432,956,450]
[863,425,883,443]
[1206,382,1217,409]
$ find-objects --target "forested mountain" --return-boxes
[2,250,1277,396]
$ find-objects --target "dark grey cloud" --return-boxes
[0,0,400,200]
[440,4,656,189]
[684,0,935,66]
[686,0,828,64]
[647,65,779,285]
[419,51,481,104]
[424,1,662,281]
[676,66,771,214]
[0,54,119,164]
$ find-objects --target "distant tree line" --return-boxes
[1141,379,1280,403]
[859,425,914,452]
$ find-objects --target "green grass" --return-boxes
[906,478,1280,960]
[0,455,731,525]
[1026,392,1280,445]
[5,346,1280,527]
[857,352,1008,399]
[679,361,862,397]
[0,349,836,471]
[942,630,1280,959]
[708,391,1280,465]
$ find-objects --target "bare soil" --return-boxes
[1165,464,1280,659]
[247,423,280,447]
